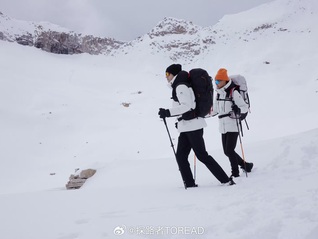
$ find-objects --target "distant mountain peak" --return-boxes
[148,17,200,38]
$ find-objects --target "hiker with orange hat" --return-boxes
[212,68,253,177]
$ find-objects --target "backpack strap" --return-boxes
[228,85,239,100]
[171,82,197,121]
[216,85,239,103]
[216,93,220,101]
[216,85,240,119]
[171,82,190,102]
[228,85,249,135]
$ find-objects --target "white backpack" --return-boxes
[230,75,250,110]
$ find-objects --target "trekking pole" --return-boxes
[244,105,251,130]
[235,115,248,177]
[239,118,244,137]
[244,119,249,130]
[162,118,187,189]
[193,154,197,183]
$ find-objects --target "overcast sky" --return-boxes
[1,0,274,41]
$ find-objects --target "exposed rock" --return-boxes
[79,169,96,179]
[66,168,96,189]
[66,176,87,189]
[148,17,199,38]
[0,31,4,40]
[33,31,124,55]
[16,34,34,46]
[122,102,131,107]
[0,12,124,55]
[34,31,81,54]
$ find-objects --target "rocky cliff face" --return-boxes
[114,17,217,62]
[32,31,124,55]
[0,12,124,55]
[146,17,216,61]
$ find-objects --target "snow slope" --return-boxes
[0,0,318,238]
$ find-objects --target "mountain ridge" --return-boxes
[0,11,124,55]
[0,0,317,61]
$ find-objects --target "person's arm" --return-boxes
[169,84,195,116]
[232,90,248,113]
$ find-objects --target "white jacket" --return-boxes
[213,80,248,134]
[169,84,207,133]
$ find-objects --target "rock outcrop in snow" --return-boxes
[0,12,124,55]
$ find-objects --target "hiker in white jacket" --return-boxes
[212,68,253,177]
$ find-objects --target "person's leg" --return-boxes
[176,132,196,186]
[222,132,240,176]
[190,129,230,184]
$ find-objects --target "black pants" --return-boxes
[176,129,229,186]
[221,132,244,175]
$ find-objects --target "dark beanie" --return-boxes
[166,64,182,76]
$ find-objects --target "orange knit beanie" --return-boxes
[215,68,230,81]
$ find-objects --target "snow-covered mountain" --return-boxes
[124,0,318,63]
[0,0,318,239]
[1,0,318,62]
[0,11,124,55]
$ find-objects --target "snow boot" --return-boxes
[241,162,253,173]
[231,167,240,178]
[223,177,236,186]
[186,183,198,188]
[228,177,236,186]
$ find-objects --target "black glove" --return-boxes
[231,104,241,115]
[158,108,171,119]
[240,112,247,120]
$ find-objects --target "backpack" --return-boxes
[178,68,213,120]
[229,75,250,110]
